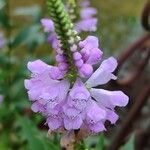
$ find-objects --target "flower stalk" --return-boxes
[67,0,80,22]
[25,0,129,148]
[47,0,79,83]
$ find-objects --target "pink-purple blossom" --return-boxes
[25,55,129,133]
[24,1,129,134]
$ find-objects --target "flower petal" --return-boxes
[88,122,106,133]
[47,116,62,130]
[100,57,117,72]
[58,80,70,101]
[31,102,41,112]
[70,78,90,99]
[86,48,103,65]
[63,105,80,118]
[86,57,117,87]
[90,88,129,109]
[86,101,106,124]
[27,60,51,74]
[69,79,90,110]
[105,109,119,124]
[41,18,55,32]
[64,116,83,130]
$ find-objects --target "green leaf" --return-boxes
[96,134,105,150]
[120,134,135,150]
[0,130,11,150]
[17,116,59,150]
[13,5,41,22]
[10,25,45,48]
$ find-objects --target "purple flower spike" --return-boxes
[24,0,129,134]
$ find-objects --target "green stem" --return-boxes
[67,0,80,22]
[47,0,79,83]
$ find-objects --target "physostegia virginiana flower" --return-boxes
[24,0,129,134]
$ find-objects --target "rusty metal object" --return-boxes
[141,0,150,31]
[106,85,150,150]
[106,1,150,150]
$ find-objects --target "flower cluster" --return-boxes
[41,0,97,50]
[25,36,128,133]
[25,0,129,134]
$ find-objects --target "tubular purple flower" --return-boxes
[75,18,97,32]
[41,18,55,32]
[90,89,129,109]
[24,60,70,116]
[80,7,97,19]
[27,59,52,75]
[86,57,117,87]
